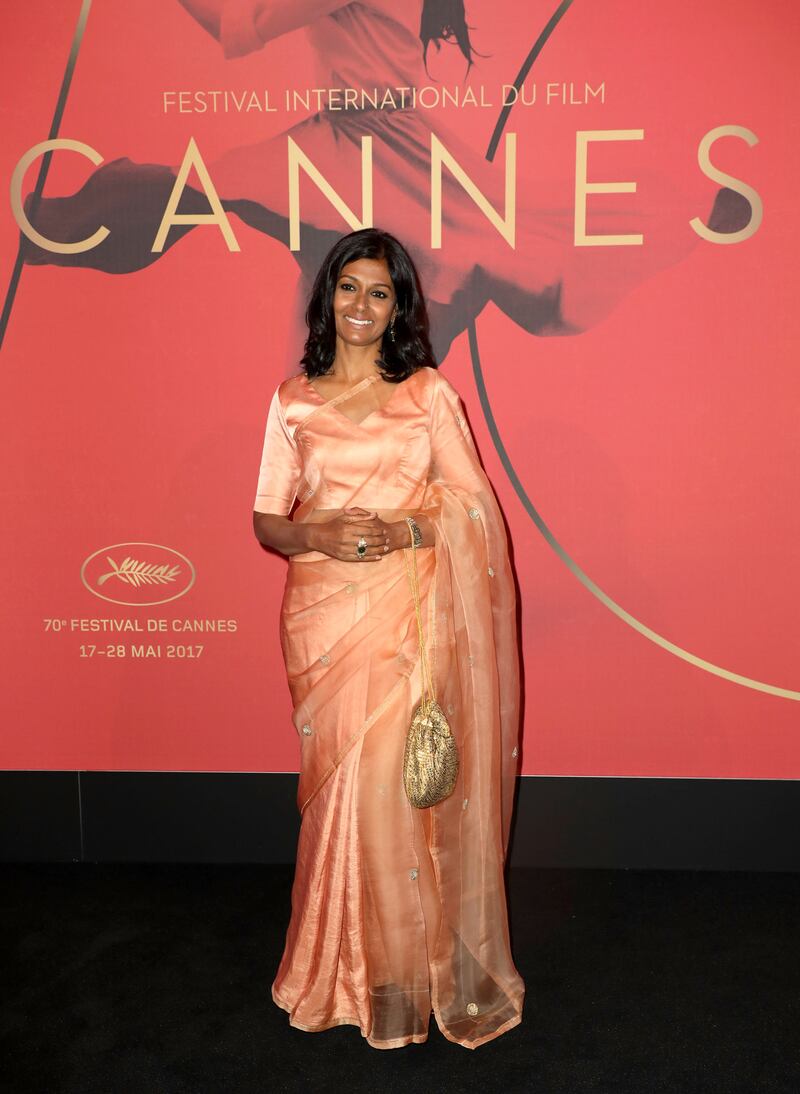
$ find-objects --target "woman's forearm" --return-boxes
[255,512,437,558]
[253,511,320,557]
[389,514,436,551]
[179,1,354,45]
[411,513,436,548]
[252,1,351,41]
[176,0,223,40]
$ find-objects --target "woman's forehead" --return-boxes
[338,256,393,287]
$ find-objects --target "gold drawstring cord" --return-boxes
[403,521,435,710]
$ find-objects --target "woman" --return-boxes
[252,227,524,1049]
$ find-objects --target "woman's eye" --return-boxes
[372,291,387,298]
[339,283,355,291]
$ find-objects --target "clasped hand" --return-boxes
[314,507,401,562]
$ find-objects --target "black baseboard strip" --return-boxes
[0,772,797,871]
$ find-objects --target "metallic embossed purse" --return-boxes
[402,519,459,809]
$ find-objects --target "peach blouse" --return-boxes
[254,366,468,541]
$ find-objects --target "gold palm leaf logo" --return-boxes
[81,542,196,606]
[97,555,182,588]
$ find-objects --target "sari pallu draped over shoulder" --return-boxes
[271,371,524,1049]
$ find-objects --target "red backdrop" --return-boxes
[1,0,798,775]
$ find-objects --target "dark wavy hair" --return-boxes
[420,0,478,75]
[301,228,437,383]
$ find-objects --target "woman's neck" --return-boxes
[330,342,383,384]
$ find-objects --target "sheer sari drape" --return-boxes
[270,371,524,1048]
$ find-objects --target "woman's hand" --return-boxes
[310,507,394,562]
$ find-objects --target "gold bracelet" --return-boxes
[404,515,423,548]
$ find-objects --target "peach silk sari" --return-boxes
[253,365,524,1049]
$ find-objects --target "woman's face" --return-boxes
[331,256,397,352]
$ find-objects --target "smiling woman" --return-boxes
[300,227,434,386]
[251,227,524,1050]
[327,256,397,375]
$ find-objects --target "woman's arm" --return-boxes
[254,510,394,559]
[253,511,320,557]
[252,0,353,42]
[177,0,354,55]
[176,0,223,40]
[386,514,436,551]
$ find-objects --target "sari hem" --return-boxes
[271,986,431,1050]
[434,1009,524,1051]
[271,985,524,1050]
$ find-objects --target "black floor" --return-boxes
[2,865,799,1093]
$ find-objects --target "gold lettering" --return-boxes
[152,136,239,252]
[575,129,644,247]
[288,135,373,251]
[431,132,516,249]
[10,139,109,253]
[690,125,762,244]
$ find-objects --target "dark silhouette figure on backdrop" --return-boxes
[20,0,749,364]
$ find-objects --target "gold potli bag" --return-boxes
[402,518,459,808]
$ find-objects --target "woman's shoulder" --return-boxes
[407,364,442,407]
[264,374,313,438]
[412,365,450,390]
[406,365,466,405]
[417,365,461,401]
[273,372,309,406]
[279,371,308,391]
